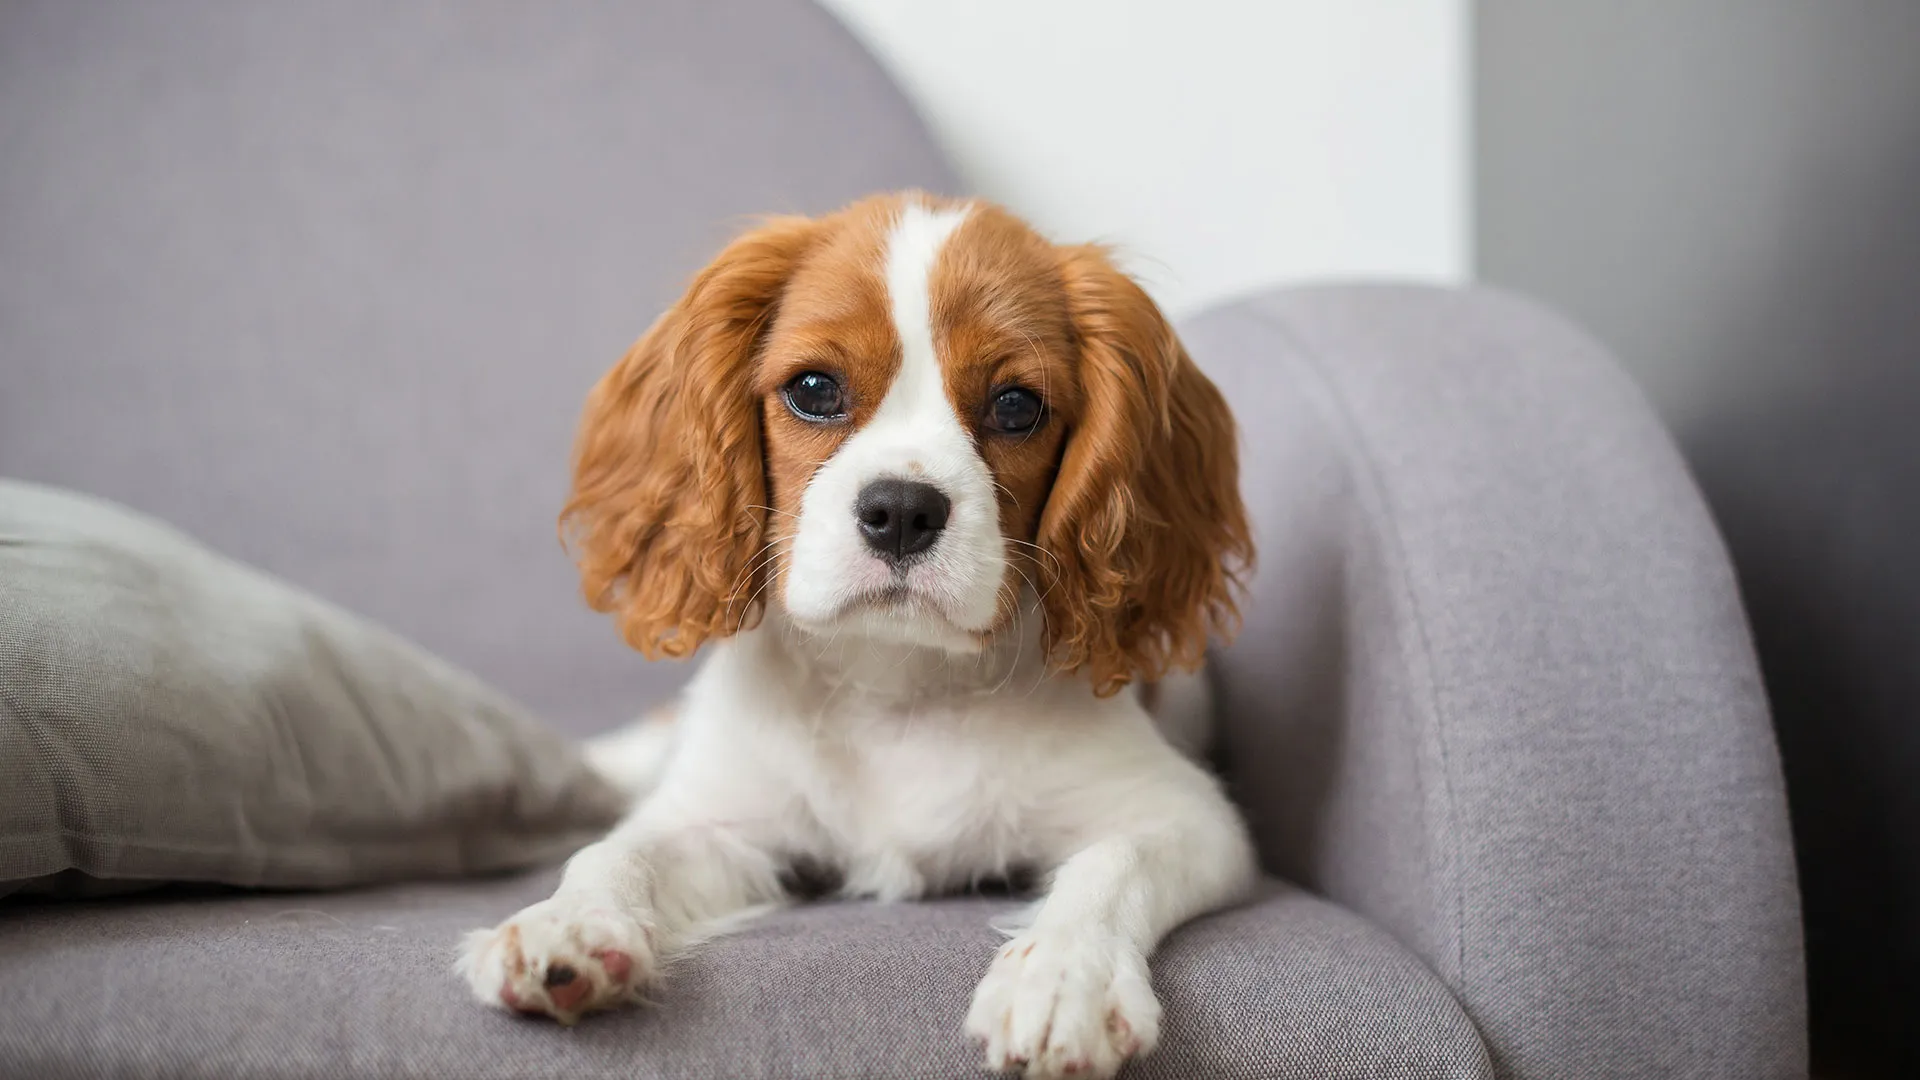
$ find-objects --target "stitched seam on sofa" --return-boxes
[1234,297,1469,994]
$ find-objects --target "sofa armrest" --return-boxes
[1182,285,1806,1080]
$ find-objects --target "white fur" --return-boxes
[459,200,1256,1080]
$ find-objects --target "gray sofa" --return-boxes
[0,2,1806,1078]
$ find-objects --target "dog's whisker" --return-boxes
[1002,536,1063,577]
[732,564,790,633]
[743,504,802,521]
[723,537,795,620]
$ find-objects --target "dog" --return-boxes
[458,192,1256,1080]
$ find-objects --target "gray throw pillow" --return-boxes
[0,480,625,897]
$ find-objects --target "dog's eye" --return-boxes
[986,387,1043,434]
[783,371,846,421]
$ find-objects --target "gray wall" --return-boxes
[1477,3,1920,1076]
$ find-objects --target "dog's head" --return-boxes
[563,193,1250,694]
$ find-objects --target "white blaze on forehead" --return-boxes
[878,200,971,431]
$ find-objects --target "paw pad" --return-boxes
[964,932,1161,1079]
[459,903,654,1025]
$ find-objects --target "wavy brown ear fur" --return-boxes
[561,217,818,658]
[1037,245,1253,695]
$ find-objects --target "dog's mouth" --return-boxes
[779,553,997,652]
[800,578,982,642]
[847,582,942,617]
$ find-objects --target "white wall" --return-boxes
[818,0,1468,317]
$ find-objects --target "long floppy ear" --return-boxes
[561,217,818,658]
[1037,245,1254,696]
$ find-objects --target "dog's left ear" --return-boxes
[1037,244,1254,696]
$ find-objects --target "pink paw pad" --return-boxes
[498,984,543,1016]
[1106,1009,1142,1056]
[592,948,635,984]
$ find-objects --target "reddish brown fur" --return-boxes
[1036,243,1252,694]
[928,206,1078,631]
[562,215,818,658]
[561,193,1252,692]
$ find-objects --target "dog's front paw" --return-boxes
[457,898,656,1025]
[965,930,1160,1079]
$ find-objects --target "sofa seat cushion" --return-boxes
[0,872,1489,1079]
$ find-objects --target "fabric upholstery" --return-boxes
[0,0,958,736]
[0,873,1490,1080]
[1180,285,1808,1080]
[0,0,1808,1072]
[0,480,625,896]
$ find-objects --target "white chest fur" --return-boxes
[796,698,1029,898]
[663,624,1171,902]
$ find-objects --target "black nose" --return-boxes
[855,479,951,561]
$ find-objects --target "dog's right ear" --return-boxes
[562,216,820,658]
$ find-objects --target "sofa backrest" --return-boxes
[0,0,956,732]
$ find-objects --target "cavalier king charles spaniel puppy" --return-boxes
[459,192,1256,1080]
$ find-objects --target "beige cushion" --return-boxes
[0,480,623,896]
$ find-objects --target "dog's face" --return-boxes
[564,193,1250,694]
[761,201,1074,654]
